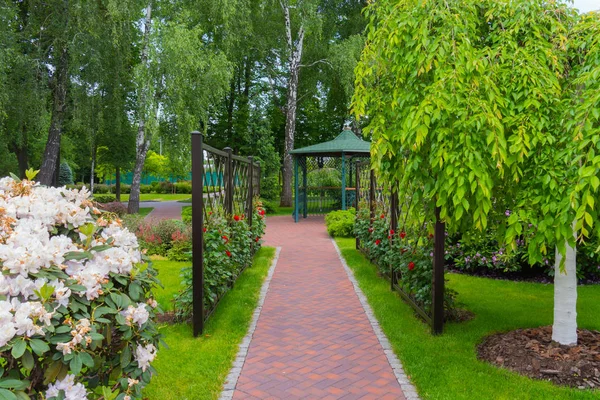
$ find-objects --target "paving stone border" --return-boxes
[219,246,282,400]
[332,239,421,400]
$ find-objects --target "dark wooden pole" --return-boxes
[224,147,233,216]
[432,206,445,335]
[390,185,398,290]
[355,161,360,250]
[247,156,254,227]
[369,169,375,222]
[191,131,205,337]
[302,157,308,218]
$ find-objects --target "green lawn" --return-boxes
[138,207,154,217]
[120,193,192,202]
[144,247,276,400]
[335,237,600,400]
[150,256,187,311]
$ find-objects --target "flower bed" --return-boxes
[174,200,266,321]
[0,175,161,400]
[354,202,458,317]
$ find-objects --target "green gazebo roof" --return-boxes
[289,129,371,156]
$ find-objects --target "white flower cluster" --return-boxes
[134,343,157,372]
[0,177,150,397]
[46,374,88,400]
[121,303,150,327]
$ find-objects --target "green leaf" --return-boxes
[10,340,26,359]
[70,354,82,375]
[21,350,34,371]
[80,352,95,368]
[90,244,112,253]
[0,389,17,400]
[63,251,93,261]
[0,379,29,390]
[120,345,131,368]
[30,339,50,356]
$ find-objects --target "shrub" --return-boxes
[140,184,153,194]
[355,202,457,315]
[174,199,266,321]
[181,206,192,223]
[156,181,173,194]
[58,162,73,186]
[260,199,277,214]
[110,184,131,194]
[0,176,161,399]
[136,219,190,258]
[100,201,128,216]
[93,184,111,194]
[93,194,116,203]
[174,181,192,194]
[325,208,356,237]
[260,175,279,200]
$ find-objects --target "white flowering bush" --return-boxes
[0,174,161,400]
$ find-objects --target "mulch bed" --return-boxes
[478,326,600,389]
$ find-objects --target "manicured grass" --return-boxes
[138,207,154,217]
[335,237,600,400]
[150,256,187,311]
[144,247,276,400]
[120,193,192,202]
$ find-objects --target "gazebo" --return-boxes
[290,127,371,222]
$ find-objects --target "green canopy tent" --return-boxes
[289,127,371,222]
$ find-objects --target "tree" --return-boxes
[353,0,587,344]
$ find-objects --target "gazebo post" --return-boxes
[302,156,308,218]
[294,156,299,223]
[341,152,346,210]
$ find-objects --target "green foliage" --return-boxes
[174,200,267,321]
[259,199,277,214]
[99,201,128,216]
[260,175,279,201]
[325,208,356,237]
[58,162,74,186]
[136,220,191,258]
[93,195,116,204]
[355,202,457,315]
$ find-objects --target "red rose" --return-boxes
[375,239,381,245]
[234,215,240,221]
[399,231,406,239]
[203,227,207,233]
[428,233,434,239]
[226,250,232,257]
[390,229,395,235]
[255,237,260,242]
[388,235,391,239]
[222,235,229,243]
[401,248,407,254]
[258,209,265,216]
[408,261,415,271]
[368,227,373,233]
[380,214,385,219]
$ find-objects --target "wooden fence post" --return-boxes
[355,161,360,250]
[191,131,205,337]
[224,147,233,216]
[432,206,445,335]
[369,169,375,223]
[390,185,398,290]
[247,156,254,228]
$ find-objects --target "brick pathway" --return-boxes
[231,216,409,400]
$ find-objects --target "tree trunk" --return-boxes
[280,3,304,207]
[115,166,121,202]
[552,229,578,345]
[226,75,236,143]
[90,145,96,194]
[38,47,68,186]
[128,2,153,215]
[12,128,28,179]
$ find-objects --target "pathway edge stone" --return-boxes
[332,239,421,400]
[219,246,282,400]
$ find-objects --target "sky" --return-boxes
[572,0,600,13]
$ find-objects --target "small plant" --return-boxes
[93,194,116,203]
[58,162,74,186]
[325,208,356,237]
[100,201,128,216]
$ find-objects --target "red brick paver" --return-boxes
[233,216,406,400]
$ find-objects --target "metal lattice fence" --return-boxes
[355,161,446,334]
[190,133,261,336]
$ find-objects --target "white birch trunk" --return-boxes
[552,228,578,345]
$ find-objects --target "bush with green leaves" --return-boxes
[259,175,279,201]
[0,176,161,400]
[93,195,116,204]
[174,200,266,321]
[136,219,190,258]
[325,208,356,237]
[355,201,457,316]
